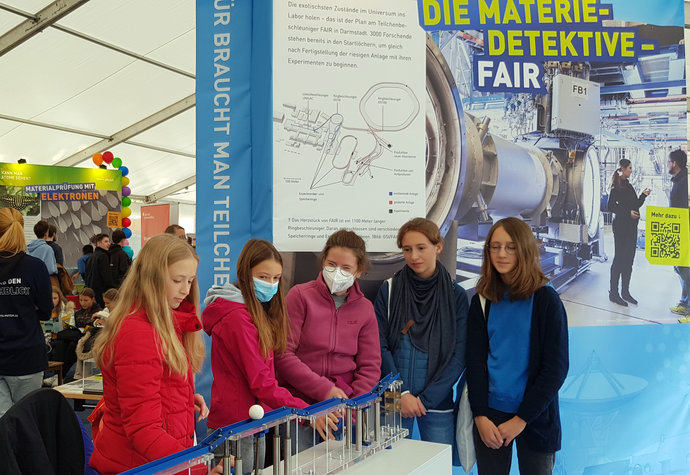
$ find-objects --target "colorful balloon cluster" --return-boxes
[93,151,132,241]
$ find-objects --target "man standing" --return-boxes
[26,221,57,281]
[108,229,131,287]
[86,233,115,307]
[45,224,64,267]
[667,150,689,322]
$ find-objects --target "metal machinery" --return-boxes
[281,28,685,296]
[383,31,685,291]
[364,35,606,290]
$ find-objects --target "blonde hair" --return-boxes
[475,217,548,302]
[0,208,26,255]
[236,239,289,357]
[93,234,204,376]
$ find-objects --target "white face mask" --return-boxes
[322,266,355,294]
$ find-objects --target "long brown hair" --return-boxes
[475,217,548,302]
[0,208,26,255]
[236,239,289,357]
[93,234,204,376]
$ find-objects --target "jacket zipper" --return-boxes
[408,338,416,395]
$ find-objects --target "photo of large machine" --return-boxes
[285,24,685,301]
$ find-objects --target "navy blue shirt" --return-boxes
[0,252,53,376]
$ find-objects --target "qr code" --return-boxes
[107,212,120,228]
[649,222,681,258]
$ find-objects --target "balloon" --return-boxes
[92,153,103,166]
[121,176,130,187]
[121,196,131,207]
[122,186,131,197]
[122,239,129,246]
[123,228,132,238]
[120,166,129,177]
[121,217,131,228]
[112,157,122,168]
[121,207,132,218]
[102,151,114,164]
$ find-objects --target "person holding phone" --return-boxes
[607,158,650,306]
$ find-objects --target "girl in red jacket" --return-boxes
[89,234,209,475]
[202,238,309,472]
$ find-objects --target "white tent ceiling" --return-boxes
[0,0,197,204]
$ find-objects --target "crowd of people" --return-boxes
[0,207,577,474]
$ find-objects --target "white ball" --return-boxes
[249,404,264,420]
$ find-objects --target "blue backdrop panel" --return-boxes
[195,0,273,433]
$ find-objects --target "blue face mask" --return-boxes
[253,277,279,303]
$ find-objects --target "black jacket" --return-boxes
[108,243,131,287]
[46,241,64,266]
[670,169,688,209]
[0,388,85,475]
[85,247,115,306]
[0,252,52,375]
[466,286,569,452]
[608,181,647,235]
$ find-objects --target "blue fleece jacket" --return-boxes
[26,239,57,275]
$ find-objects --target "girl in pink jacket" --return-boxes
[203,239,308,472]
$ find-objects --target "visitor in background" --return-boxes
[165,224,186,240]
[51,285,75,333]
[27,220,57,282]
[86,233,115,307]
[374,217,468,457]
[0,208,52,417]
[108,229,131,287]
[467,217,568,475]
[72,244,93,283]
[46,224,64,267]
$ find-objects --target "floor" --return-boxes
[559,225,684,326]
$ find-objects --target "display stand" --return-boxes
[119,374,452,475]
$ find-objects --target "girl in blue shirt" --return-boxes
[466,217,569,475]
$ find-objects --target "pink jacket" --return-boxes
[275,274,381,403]
[90,301,201,475]
[202,290,307,429]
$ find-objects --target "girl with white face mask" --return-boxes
[275,229,382,444]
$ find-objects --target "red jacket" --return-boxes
[275,274,382,403]
[202,291,307,429]
[89,301,202,475]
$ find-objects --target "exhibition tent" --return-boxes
[0,0,196,208]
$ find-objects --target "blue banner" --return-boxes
[196,1,273,295]
[195,0,273,433]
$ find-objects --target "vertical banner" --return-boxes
[196,1,273,296]
[272,0,426,252]
[195,0,273,435]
